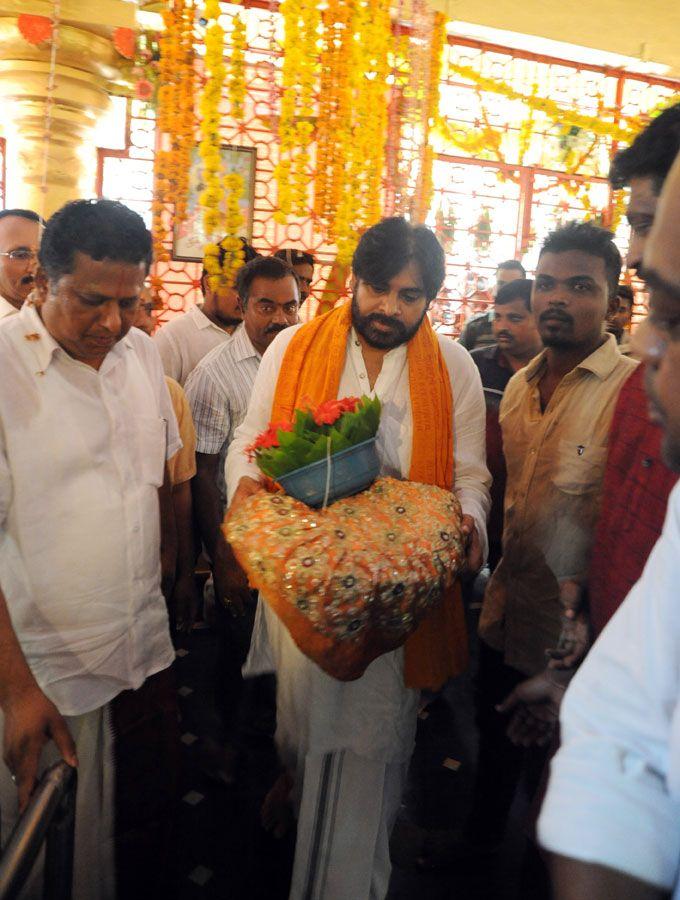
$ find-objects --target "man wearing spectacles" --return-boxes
[0,209,43,319]
[185,255,299,781]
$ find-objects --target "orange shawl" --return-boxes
[271,301,469,690]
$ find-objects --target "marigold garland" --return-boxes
[228,13,247,120]
[442,60,648,146]
[152,0,196,263]
[274,0,320,223]
[198,0,246,292]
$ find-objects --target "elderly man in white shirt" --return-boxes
[0,199,181,900]
[154,237,259,385]
[538,152,680,899]
[225,218,490,899]
[0,208,42,319]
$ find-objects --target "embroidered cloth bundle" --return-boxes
[224,477,465,680]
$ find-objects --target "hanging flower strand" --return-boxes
[199,0,246,293]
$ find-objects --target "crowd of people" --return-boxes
[0,100,679,900]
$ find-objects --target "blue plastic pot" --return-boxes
[277,438,380,508]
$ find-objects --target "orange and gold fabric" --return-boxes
[268,301,467,690]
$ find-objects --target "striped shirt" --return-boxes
[184,323,261,505]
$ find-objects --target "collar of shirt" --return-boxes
[191,303,229,335]
[231,322,261,363]
[0,295,18,319]
[523,333,622,384]
[18,301,134,375]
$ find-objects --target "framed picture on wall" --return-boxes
[172,143,257,262]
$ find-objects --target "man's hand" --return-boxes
[172,573,201,634]
[461,514,483,574]
[212,532,251,618]
[229,476,264,517]
[547,580,591,671]
[496,668,572,747]
[3,684,78,811]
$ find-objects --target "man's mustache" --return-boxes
[265,323,289,335]
[496,331,514,341]
[364,313,406,333]
[539,309,573,325]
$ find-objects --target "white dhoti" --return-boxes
[0,705,116,900]
[247,603,419,900]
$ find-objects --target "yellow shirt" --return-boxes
[479,335,638,675]
[165,376,197,486]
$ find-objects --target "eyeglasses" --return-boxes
[0,249,37,262]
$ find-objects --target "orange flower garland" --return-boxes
[152,0,196,262]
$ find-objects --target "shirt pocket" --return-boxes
[134,415,167,487]
[551,439,607,495]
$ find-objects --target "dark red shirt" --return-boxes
[588,364,678,635]
[470,345,512,569]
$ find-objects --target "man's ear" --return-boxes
[33,268,49,308]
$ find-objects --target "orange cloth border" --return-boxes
[271,301,468,689]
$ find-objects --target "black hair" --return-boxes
[352,217,445,302]
[539,221,622,298]
[39,199,152,282]
[201,236,260,285]
[496,259,526,277]
[0,208,45,226]
[235,255,298,304]
[274,248,315,268]
[609,102,680,193]
[495,277,533,310]
[616,283,635,307]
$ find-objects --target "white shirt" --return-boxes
[227,322,490,767]
[227,324,491,542]
[184,323,261,506]
[0,306,181,716]
[0,296,18,320]
[154,303,231,386]
[538,482,680,895]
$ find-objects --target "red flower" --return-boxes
[245,420,293,460]
[135,79,154,101]
[313,400,343,426]
[312,396,360,426]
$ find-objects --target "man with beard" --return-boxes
[225,217,490,898]
[185,255,300,779]
[538,150,680,900]
[467,222,636,859]
[471,278,542,570]
[0,209,43,319]
[155,236,259,385]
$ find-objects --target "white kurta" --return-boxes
[227,322,489,896]
[227,323,490,768]
[538,482,680,895]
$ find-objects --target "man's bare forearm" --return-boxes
[172,480,197,577]
[550,855,670,900]
[0,586,37,708]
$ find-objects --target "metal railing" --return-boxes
[0,762,77,900]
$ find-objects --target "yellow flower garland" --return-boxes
[442,60,652,145]
[198,0,246,294]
